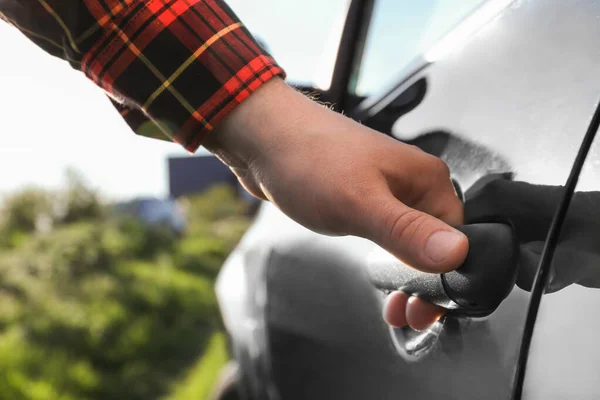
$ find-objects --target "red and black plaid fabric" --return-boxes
[0,0,285,152]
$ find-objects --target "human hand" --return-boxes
[203,78,468,330]
[389,175,600,333]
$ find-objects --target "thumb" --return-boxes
[363,193,469,274]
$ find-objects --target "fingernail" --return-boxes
[424,230,465,263]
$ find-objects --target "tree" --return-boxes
[0,187,53,235]
[56,168,106,224]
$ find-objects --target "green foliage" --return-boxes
[56,169,106,225]
[0,188,53,235]
[0,182,252,399]
[183,186,253,251]
[165,332,229,400]
[104,218,177,260]
[175,236,229,278]
[185,186,249,224]
[0,170,106,249]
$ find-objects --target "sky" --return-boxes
[0,0,348,201]
[0,0,484,201]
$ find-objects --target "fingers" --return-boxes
[415,161,465,228]
[383,291,446,331]
[406,297,446,331]
[353,153,468,274]
[383,291,409,328]
[365,194,469,274]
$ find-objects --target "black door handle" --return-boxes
[368,222,519,317]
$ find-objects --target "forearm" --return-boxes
[1,0,285,152]
[204,78,314,175]
[203,76,368,201]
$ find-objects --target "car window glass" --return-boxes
[226,0,350,88]
[354,0,487,96]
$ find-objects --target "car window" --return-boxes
[354,0,488,96]
[226,0,351,89]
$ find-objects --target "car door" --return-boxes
[349,0,600,399]
[216,0,600,399]
[517,97,600,398]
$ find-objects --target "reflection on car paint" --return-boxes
[522,131,600,397]
[217,0,600,398]
[390,316,446,361]
[424,0,515,62]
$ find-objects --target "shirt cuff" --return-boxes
[81,0,285,152]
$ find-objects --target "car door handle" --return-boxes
[368,222,519,317]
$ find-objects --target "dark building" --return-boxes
[168,155,237,198]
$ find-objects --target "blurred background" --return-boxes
[0,0,484,398]
[0,1,349,398]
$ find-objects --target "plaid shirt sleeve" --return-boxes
[0,0,285,152]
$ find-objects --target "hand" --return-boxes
[384,177,568,332]
[204,78,468,330]
[389,176,600,333]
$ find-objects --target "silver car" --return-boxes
[216,1,600,399]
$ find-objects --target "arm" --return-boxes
[0,0,284,151]
[1,0,468,331]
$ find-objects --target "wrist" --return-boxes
[203,77,317,196]
[204,77,295,166]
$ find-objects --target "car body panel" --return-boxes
[216,0,600,398]
[521,135,600,399]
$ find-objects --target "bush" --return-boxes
[0,223,221,399]
[0,170,106,250]
[0,188,53,236]
[55,169,106,225]
[184,186,249,225]
[104,217,177,260]
[0,181,252,399]
[175,236,229,278]
[165,332,229,400]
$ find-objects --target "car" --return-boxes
[215,0,600,399]
[114,197,187,236]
